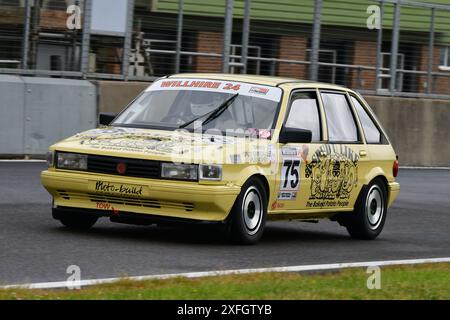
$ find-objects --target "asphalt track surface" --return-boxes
[0,163,449,285]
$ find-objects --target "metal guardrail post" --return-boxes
[222,0,234,73]
[310,0,322,81]
[427,7,436,94]
[21,0,31,70]
[241,0,251,74]
[29,0,41,70]
[389,0,401,93]
[375,0,384,91]
[269,60,276,76]
[80,0,92,78]
[175,0,184,74]
[357,67,363,89]
[122,0,135,80]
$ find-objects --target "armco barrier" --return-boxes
[0,76,96,156]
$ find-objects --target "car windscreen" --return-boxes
[112,79,282,136]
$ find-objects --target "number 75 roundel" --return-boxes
[278,153,301,201]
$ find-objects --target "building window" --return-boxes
[440,47,450,67]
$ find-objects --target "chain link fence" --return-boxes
[1,0,450,98]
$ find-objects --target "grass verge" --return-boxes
[0,263,449,300]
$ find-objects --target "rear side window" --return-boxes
[285,91,321,141]
[321,92,359,143]
[351,96,382,144]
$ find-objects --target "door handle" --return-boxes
[359,150,368,157]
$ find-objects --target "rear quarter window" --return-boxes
[351,96,383,144]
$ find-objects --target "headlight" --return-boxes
[56,152,88,170]
[46,151,54,168]
[161,163,198,181]
[199,164,222,181]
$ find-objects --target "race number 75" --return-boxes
[281,159,300,190]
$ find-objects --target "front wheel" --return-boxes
[345,178,387,240]
[53,208,98,230]
[227,178,268,245]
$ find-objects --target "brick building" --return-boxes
[1,0,450,95]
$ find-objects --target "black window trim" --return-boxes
[349,93,389,145]
[319,89,364,145]
[283,88,324,143]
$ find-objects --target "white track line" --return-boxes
[2,257,449,290]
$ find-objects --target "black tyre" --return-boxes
[227,178,268,245]
[346,178,387,240]
[53,208,98,230]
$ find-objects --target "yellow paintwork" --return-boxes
[41,74,400,222]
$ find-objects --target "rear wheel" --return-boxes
[346,178,387,240]
[227,178,267,245]
[53,208,98,230]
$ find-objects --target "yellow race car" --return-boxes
[41,74,400,244]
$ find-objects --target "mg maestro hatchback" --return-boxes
[41,74,400,244]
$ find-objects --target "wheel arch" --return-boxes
[356,174,389,209]
[370,175,389,204]
[248,174,270,202]
[235,166,271,204]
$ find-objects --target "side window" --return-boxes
[351,96,382,144]
[321,92,359,143]
[285,91,321,141]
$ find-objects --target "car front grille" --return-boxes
[87,154,161,179]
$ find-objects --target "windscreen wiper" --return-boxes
[178,93,239,129]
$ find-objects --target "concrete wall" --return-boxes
[1,77,449,166]
[0,76,96,156]
[0,75,25,155]
[94,80,150,114]
[365,96,450,167]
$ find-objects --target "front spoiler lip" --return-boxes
[54,206,227,226]
[41,169,241,222]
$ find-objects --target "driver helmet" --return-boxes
[189,92,224,116]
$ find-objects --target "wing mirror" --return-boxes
[278,126,312,144]
[98,113,117,126]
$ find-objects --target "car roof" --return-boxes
[167,73,352,92]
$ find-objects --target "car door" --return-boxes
[275,89,325,211]
[312,90,369,210]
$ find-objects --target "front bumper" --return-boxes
[387,181,400,207]
[41,170,241,221]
